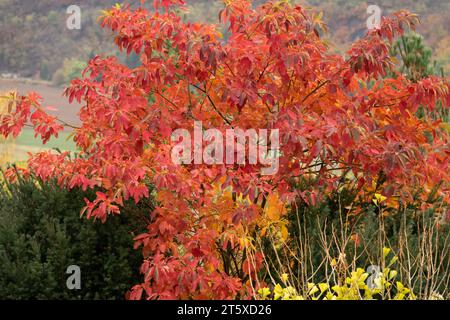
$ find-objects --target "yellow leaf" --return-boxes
[265,193,286,221]
[308,285,319,296]
[280,224,289,241]
[260,227,267,237]
[319,283,329,293]
[441,122,450,134]
[100,9,111,17]
[258,287,271,299]
[374,193,387,203]
[388,256,398,267]
[389,270,398,280]
[274,284,284,300]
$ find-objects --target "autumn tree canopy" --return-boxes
[1,0,449,299]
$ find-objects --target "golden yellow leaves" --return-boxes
[280,223,289,241]
[361,178,399,209]
[99,3,121,19]
[259,193,289,241]
[210,179,291,249]
[257,287,271,299]
[441,122,450,134]
[372,193,387,205]
[372,192,399,209]
[211,175,233,202]
[264,193,286,221]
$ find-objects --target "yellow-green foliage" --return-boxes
[258,248,417,300]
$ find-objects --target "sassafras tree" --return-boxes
[1,0,448,299]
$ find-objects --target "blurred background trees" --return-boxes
[391,32,444,81]
[0,0,448,86]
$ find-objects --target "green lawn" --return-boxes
[2,128,77,164]
[16,128,76,151]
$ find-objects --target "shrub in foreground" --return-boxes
[0,171,150,299]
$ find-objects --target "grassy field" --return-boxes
[1,128,77,165]
[0,79,81,125]
[16,128,76,150]
[1,81,79,165]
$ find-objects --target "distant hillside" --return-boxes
[0,0,448,82]
[300,0,450,71]
[0,0,118,79]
